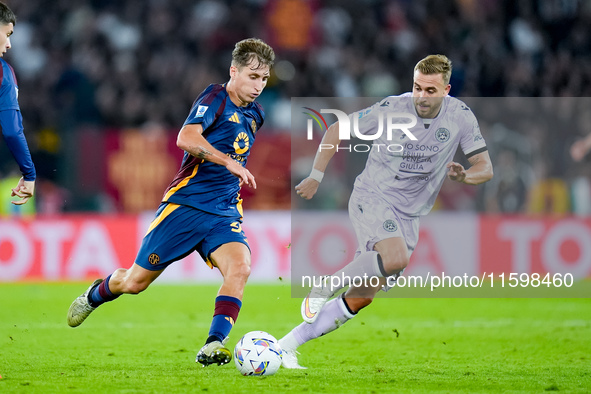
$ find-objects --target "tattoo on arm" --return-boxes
[195,146,212,159]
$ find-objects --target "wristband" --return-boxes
[309,168,324,183]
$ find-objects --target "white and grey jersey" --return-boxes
[349,93,487,218]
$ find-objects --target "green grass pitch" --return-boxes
[1,282,590,393]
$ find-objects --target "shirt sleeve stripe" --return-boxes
[465,146,488,158]
[200,84,224,105]
[6,63,16,85]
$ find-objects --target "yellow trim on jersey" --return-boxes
[145,203,181,235]
[163,164,200,202]
[236,193,243,218]
[229,112,240,123]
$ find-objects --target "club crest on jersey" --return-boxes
[196,105,208,117]
[435,127,450,142]
[234,132,250,154]
[383,219,398,232]
[148,253,160,265]
[251,119,257,134]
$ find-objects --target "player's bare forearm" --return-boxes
[177,124,232,167]
[312,122,341,172]
[296,122,342,199]
[177,123,256,188]
[463,151,493,185]
[463,162,493,185]
[446,151,493,185]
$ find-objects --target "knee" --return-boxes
[228,258,251,282]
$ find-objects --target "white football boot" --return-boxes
[196,337,232,366]
[280,347,307,369]
[301,277,334,324]
[67,279,103,327]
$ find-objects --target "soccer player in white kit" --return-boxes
[280,55,494,369]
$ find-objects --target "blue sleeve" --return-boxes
[183,85,225,131]
[0,61,21,111]
[0,109,36,181]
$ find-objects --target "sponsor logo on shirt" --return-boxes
[234,132,250,154]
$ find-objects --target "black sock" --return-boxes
[205,335,221,345]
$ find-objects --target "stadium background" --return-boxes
[0,0,590,283]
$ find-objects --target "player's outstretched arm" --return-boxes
[295,121,341,200]
[0,110,37,204]
[177,123,256,189]
[446,151,493,185]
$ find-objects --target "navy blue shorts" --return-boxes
[135,203,250,271]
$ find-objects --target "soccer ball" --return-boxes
[234,331,283,376]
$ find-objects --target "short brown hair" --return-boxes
[232,38,275,70]
[414,55,452,85]
[0,2,16,26]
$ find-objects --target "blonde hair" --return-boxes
[232,38,275,70]
[414,55,452,85]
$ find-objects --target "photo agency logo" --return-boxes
[303,107,418,152]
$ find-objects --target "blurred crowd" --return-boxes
[1,0,590,214]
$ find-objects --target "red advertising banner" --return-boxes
[479,216,591,278]
[0,212,291,282]
[2,213,589,282]
[0,216,139,281]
